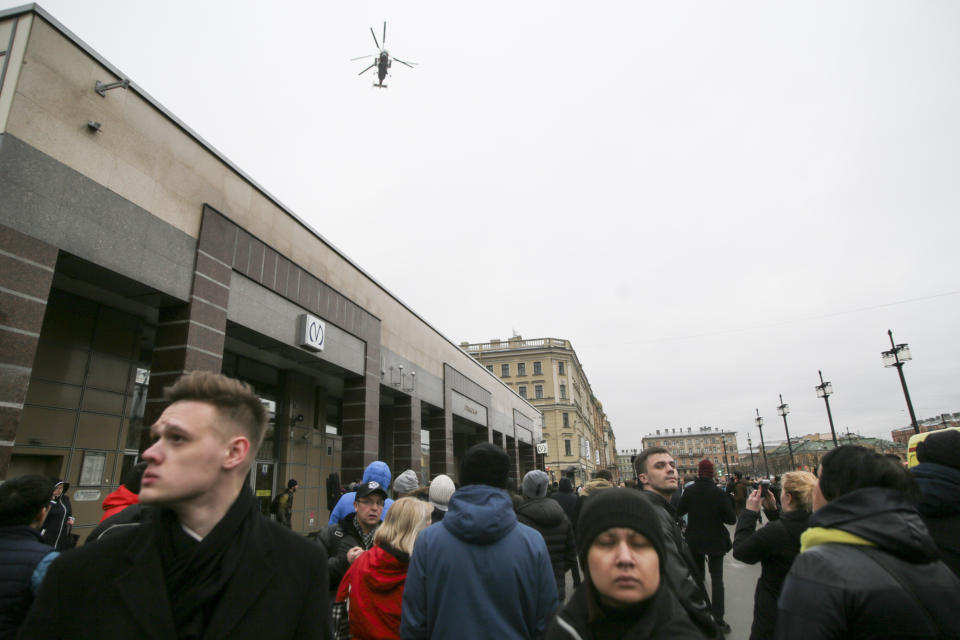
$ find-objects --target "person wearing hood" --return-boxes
[335,497,431,639]
[516,470,579,600]
[428,474,455,524]
[910,428,960,578]
[776,445,960,639]
[328,461,394,525]
[400,443,558,639]
[545,488,704,639]
[40,480,73,551]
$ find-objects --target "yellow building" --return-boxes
[640,426,740,478]
[463,337,616,486]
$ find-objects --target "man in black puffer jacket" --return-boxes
[911,428,960,578]
[516,470,578,600]
[0,475,58,639]
[316,480,386,592]
[777,445,960,639]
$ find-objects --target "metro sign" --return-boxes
[298,314,325,351]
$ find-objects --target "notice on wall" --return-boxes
[73,489,101,502]
[79,451,106,486]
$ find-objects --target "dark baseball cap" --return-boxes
[355,480,387,500]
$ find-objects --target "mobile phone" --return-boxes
[760,480,769,497]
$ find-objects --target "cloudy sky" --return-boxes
[9,1,959,451]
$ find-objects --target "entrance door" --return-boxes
[252,462,275,515]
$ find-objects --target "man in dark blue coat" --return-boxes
[400,443,558,639]
[0,474,58,639]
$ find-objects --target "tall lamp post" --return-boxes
[777,394,796,470]
[755,409,770,479]
[815,370,839,448]
[721,435,730,476]
[747,435,756,476]
[882,329,919,434]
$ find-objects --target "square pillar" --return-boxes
[426,408,452,480]
[393,396,421,476]
[506,436,519,488]
[342,374,380,484]
[0,225,57,478]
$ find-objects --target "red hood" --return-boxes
[359,545,409,593]
[99,485,139,522]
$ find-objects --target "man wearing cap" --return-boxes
[318,480,387,592]
[678,459,736,634]
[328,460,394,525]
[516,470,578,601]
[274,479,298,528]
[401,443,558,639]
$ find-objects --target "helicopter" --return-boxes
[351,22,416,88]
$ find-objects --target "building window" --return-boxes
[517,362,526,376]
[501,363,509,377]
[564,439,572,456]
[518,385,527,399]
[558,361,565,375]
[533,361,542,375]
[486,364,493,373]
[535,385,543,399]
[562,412,569,427]
[559,384,567,400]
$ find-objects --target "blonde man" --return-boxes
[21,372,331,639]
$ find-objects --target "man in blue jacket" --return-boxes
[327,461,394,525]
[400,443,558,639]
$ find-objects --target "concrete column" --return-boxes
[342,374,380,484]
[506,436,519,488]
[426,408,452,480]
[393,396,421,475]
[0,225,57,478]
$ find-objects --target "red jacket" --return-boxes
[99,486,138,522]
[336,544,409,640]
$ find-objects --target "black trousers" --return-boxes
[693,553,725,623]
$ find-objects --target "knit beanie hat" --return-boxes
[698,459,715,478]
[521,470,549,499]
[460,443,509,489]
[558,477,573,493]
[576,488,666,575]
[917,429,960,470]
[429,474,455,511]
[394,469,419,494]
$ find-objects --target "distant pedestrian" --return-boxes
[678,459,736,635]
[98,461,148,522]
[272,478,298,528]
[335,497,431,639]
[732,471,815,640]
[545,488,703,639]
[910,428,960,578]
[0,474,58,639]
[401,443,558,639]
[636,447,720,638]
[731,472,750,516]
[776,445,960,639]
[516,470,578,600]
[39,480,73,551]
[428,474,455,524]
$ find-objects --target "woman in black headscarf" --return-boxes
[40,480,74,551]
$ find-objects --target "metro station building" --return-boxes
[0,5,541,537]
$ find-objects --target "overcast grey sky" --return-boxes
[11,1,960,452]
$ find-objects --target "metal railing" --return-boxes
[463,337,571,353]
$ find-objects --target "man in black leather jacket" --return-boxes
[636,447,722,638]
[776,445,960,639]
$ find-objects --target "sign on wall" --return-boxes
[298,313,325,351]
[536,441,548,455]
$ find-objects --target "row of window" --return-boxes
[487,361,566,378]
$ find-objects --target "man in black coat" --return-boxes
[19,372,331,640]
[911,428,960,578]
[636,447,721,638]
[550,476,580,589]
[678,459,736,635]
[317,480,386,592]
[516,470,578,600]
[0,474,58,639]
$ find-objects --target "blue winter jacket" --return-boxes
[400,484,559,640]
[0,526,57,638]
[327,461,395,525]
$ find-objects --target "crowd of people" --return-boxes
[2,370,959,639]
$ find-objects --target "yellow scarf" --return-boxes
[800,527,877,553]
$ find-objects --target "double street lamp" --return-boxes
[815,370,839,448]
[882,329,919,434]
[777,394,796,470]
[747,435,756,476]
[755,408,770,479]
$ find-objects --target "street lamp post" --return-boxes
[755,409,770,479]
[815,370,839,448]
[747,435,756,476]
[721,435,730,476]
[882,329,919,434]
[777,394,796,470]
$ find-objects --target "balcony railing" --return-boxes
[464,337,571,353]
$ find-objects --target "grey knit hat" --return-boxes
[521,470,549,499]
[393,469,419,494]
[429,474,455,511]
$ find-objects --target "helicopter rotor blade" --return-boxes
[393,58,417,69]
[350,55,374,61]
[370,27,380,50]
[383,22,387,45]
[358,63,376,76]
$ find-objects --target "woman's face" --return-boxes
[53,484,63,498]
[587,528,660,607]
